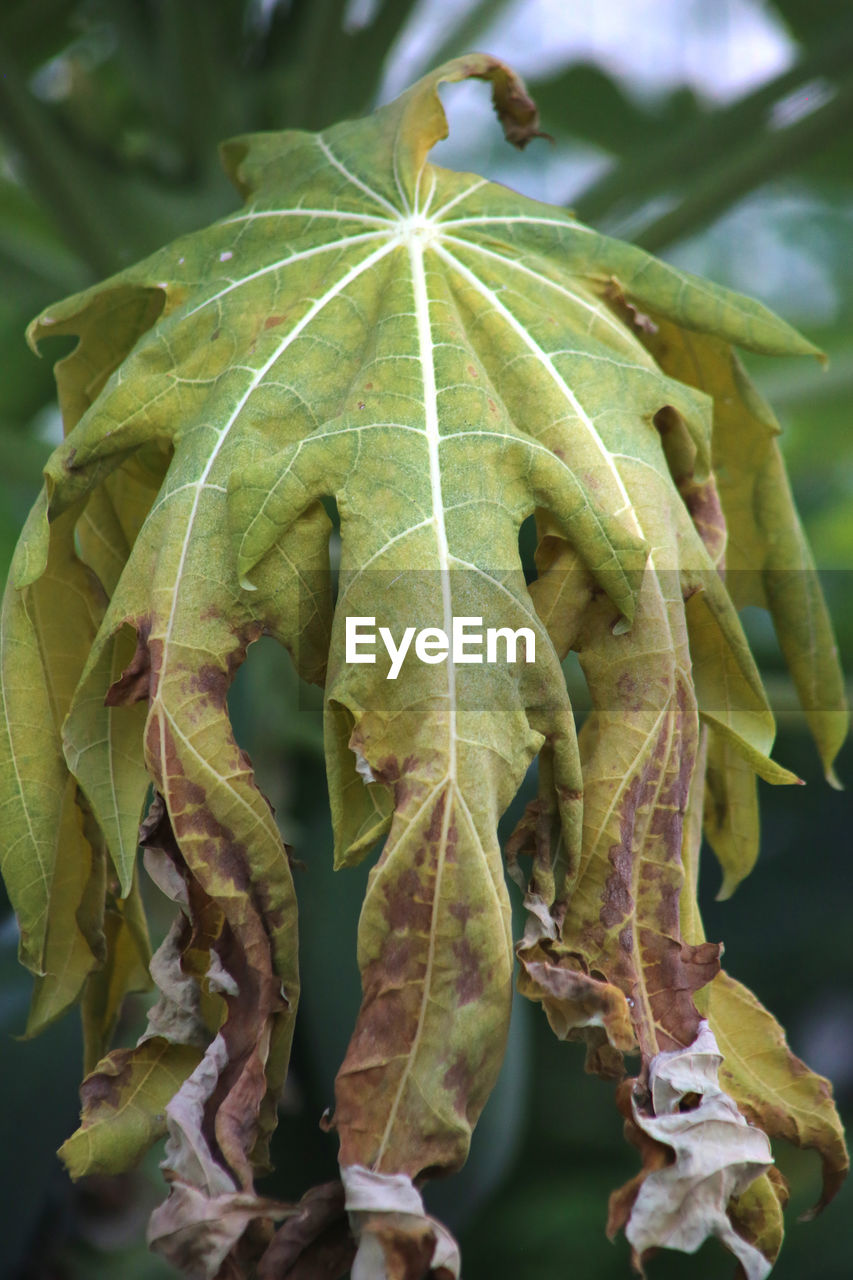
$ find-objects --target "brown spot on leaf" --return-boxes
[452,938,484,1006]
[425,792,447,844]
[640,930,721,1050]
[395,778,413,808]
[448,901,471,929]
[192,663,229,707]
[381,936,414,984]
[78,1058,126,1112]
[681,476,726,565]
[182,779,207,808]
[105,623,152,706]
[383,868,430,934]
[444,816,459,863]
[357,1215,435,1280]
[372,754,400,783]
[600,841,635,930]
[615,671,644,714]
[442,1054,475,1117]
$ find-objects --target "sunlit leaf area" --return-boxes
[1,4,851,1279]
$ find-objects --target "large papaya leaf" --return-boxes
[0,52,846,1280]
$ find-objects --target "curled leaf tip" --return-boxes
[715,877,738,903]
[456,53,547,150]
[25,318,46,356]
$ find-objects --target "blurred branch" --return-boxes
[281,0,421,129]
[0,48,118,278]
[0,177,88,291]
[155,0,230,175]
[282,0,349,128]
[635,76,853,252]
[573,17,853,231]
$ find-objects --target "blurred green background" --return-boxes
[1,2,851,1277]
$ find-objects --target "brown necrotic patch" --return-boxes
[600,844,634,930]
[452,937,484,1007]
[425,792,447,844]
[681,477,726,566]
[105,620,153,706]
[383,867,432,934]
[640,931,721,1051]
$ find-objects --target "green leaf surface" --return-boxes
[703,726,761,900]
[0,497,104,1015]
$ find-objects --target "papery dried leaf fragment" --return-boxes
[612,1023,773,1280]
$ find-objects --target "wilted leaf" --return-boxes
[66,448,173,895]
[516,903,635,1076]
[728,1166,789,1276]
[703,728,761,900]
[672,726,848,1271]
[703,970,849,1215]
[627,315,848,785]
[80,856,152,1072]
[147,1032,289,1279]
[609,1023,774,1280]
[0,498,105,1025]
[0,49,847,1280]
[60,1036,202,1178]
[257,1182,353,1280]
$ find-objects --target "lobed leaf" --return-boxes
[627,315,848,786]
[0,51,846,1279]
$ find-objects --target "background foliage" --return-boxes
[1,2,851,1277]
